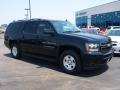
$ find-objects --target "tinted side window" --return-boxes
[38,22,53,34]
[24,22,38,34]
[6,22,24,31]
[6,23,13,32]
[15,22,24,31]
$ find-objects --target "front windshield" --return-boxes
[51,21,80,33]
[107,30,120,36]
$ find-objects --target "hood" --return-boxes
[109,36,120,42]
[67,32,109,43]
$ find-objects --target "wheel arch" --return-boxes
[9,40,19,48]
[58,45,82,59]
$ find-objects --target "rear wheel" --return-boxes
[60,50,82,74]
[11,44,22,59]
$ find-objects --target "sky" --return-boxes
[0,0,117,25]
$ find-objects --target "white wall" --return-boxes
[76,1,120,17]
[76,0,120,26]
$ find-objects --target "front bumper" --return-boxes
[82,49,114,70]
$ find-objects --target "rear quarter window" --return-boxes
[6,23,13,32]
[5,22,24,39]
[6,22,24,32]
[23,22,39,34]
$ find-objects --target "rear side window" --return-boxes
[6,22,24,32]
[38,21,53,34]
[6,23,13,31]
[24,22,39,34]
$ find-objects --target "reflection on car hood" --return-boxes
[68,32,109,42]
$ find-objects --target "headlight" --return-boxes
[85,43,99,52]
[118,42,120,45]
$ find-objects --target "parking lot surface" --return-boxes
[0,36,120,90]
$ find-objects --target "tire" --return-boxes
[60,50,82,74]
[11,44,22,59]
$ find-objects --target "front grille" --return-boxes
[112,41,118,46]
[100,42,112,52]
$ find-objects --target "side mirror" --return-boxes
[43,29,55,34]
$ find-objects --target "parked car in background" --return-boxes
[81,28,99,35]
[107,26,120,30]
[98,27,107,36]
[86,26,100,30]
[0,29,5,34]
[80,26,100,35]
[106,29,120,54]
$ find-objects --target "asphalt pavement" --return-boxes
[0,37,120,90]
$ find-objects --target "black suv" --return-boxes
[4,19,113,74]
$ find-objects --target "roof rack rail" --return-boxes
[12,18,49,23]
[17,20,25,21]
[30,18,42,20]
[30,18,49,21]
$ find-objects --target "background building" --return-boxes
[76,0,120,28]
[0,24,7,30]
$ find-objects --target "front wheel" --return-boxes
[60,50,82,74]
[11,44,22,59]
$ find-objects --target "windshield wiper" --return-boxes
[73,30,81,33]
[63,31,74,33]
[63,30,81,33]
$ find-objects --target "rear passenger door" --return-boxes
[21,21,39,53]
